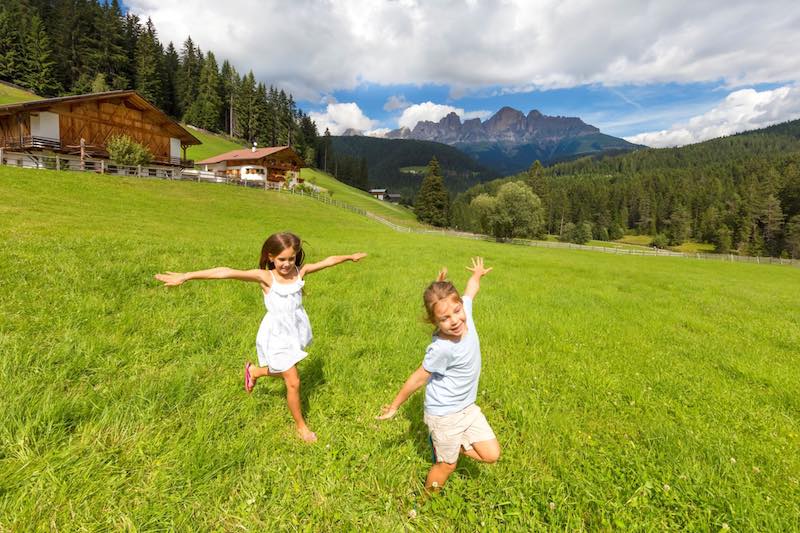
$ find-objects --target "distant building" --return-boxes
[386,193,402,203]
[369,188,387,200]
[0,90,200,166]
[197,146,304,188]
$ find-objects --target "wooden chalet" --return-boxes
[197,146,304,188]
[0,90,200,167]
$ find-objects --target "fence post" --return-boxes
[56,156,60,171]
[100,160,105,174]
[0,147,3,165]
[137,165,142,177]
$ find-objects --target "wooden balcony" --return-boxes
[0,136,192,167]
[0,136,61,151]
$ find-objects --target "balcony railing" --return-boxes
[0,136,61,151]
[0,137,192,167]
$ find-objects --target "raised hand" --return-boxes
[154,271,187,287]
[466,256,492,277]
[436,267,448,282]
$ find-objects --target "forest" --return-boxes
[452,120,800,258]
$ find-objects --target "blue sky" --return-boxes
[322,81,787,138]
[125,0,800,147]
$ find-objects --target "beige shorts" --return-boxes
[424,404,496,464]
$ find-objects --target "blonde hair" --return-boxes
[422,268,462,325]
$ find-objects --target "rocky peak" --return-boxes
[385,106,600,145]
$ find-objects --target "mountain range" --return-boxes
[362,107,644,175]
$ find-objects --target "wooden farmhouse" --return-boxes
[197,146,305,188]
[0,90,200,166]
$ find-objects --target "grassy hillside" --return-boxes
[301,167,423,228]
[184,126,246,162]
[1,167,799,530]
[0,82,41,105]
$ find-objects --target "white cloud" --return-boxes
[398,102,463,129]
[308,102,376,135]
[125,0,800,99]
[383,95,411,111]
[365,128,391,137]
[396,102,493,129]
[625,85,800,147]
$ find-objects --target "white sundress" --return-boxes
[255,269,313,372]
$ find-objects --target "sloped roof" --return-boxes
[0,90,201,145]
[197,146,303,165]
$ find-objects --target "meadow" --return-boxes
[1,167,799,531]
[0,83,40,105]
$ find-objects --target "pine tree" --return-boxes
[219,60,239,135]
[134,19,165,108]
[163,42,180,117]
[233,71,257,141]
[22,15,61,96]
[89,0,129,89]
[415,157,450,227]
[176,36,200,118]
[0,8,23,84]
[184,51,222,131]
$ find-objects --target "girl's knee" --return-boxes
[283,373,300,390]
[482,448,500,464]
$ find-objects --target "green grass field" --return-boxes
[0,83,41,105]
[1,167,799,530]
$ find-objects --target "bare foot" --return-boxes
[297,427,318,443]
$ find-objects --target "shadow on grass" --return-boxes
[251,357,326,415]
[299,356,326,415]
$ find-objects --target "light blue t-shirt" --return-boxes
[423,296,481,416]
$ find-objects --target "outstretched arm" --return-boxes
[463,256,492,299]
[376,365,431,420]
[301,252,367,276]
[155,267,269,287]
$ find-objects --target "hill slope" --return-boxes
[1,167,799,530]
[0,82,41,105]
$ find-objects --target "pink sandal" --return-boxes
[244,362,255,393]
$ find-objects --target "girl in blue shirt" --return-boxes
[377,257,500,491]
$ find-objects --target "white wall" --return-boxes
[30,112,59,140]
[170,138,181,160]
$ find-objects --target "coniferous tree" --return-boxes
[415,157,450,226]
[162,42,180,117]
[134,19,166,109]
[219,60,239,135]
[184,51,222,131]
[0,8,23,84]
[176,37,200,118]
[122,12,142,89]
[234,71,257,142]
[89,0,128,89]
[22,15,61,96]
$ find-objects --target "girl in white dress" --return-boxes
[155,232,366,442]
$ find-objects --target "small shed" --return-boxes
[197,146,305,188]
[369,188,387,200]
[0,90,200,166]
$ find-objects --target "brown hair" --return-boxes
[258,232,305,270]
[422,268,462,325]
